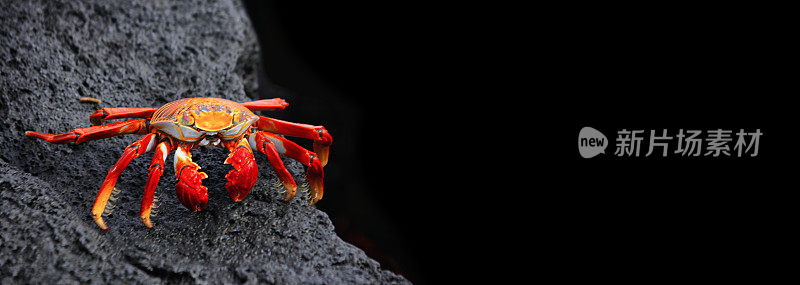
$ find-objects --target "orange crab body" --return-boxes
[149,98,260,143]
[26,97,332,230]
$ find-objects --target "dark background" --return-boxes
[241,2,793,282]
[546,7,793,280]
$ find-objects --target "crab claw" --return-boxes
[224,142,258,201]
[174,146,208,211]
[176,167,208,211]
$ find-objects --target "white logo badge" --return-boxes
[578,127,607,158]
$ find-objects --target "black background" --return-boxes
[549,6,793,281]
[242,2,793,283]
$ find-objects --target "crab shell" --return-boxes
[150,97,260,143]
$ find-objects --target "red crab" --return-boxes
[26,97,331,229]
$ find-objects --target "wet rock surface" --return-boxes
[0,0,408,283]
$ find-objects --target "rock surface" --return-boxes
[0,0,408,283]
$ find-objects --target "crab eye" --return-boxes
[181,112,194,125]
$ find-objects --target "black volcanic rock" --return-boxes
[0,0,408,283]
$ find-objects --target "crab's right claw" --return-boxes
[174,146,208,212]
[176,166,208,211]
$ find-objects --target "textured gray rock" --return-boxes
[0,0,408,283]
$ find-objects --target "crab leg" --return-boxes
[140,140,173,228]
[174,144,209,212]
[26,119,149,144]
[92,133,159,230]
[222,137,259,201]
[249,131,297,201]
[89,107,158,125]
[240,98,289,112]
[255,117,332,166]
[257,132,324,205]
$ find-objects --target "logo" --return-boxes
[578,127,762,158]
[578,127,607,158]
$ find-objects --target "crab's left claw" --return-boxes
[223,138,258,201]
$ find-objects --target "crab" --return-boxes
[26,97,332,230]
